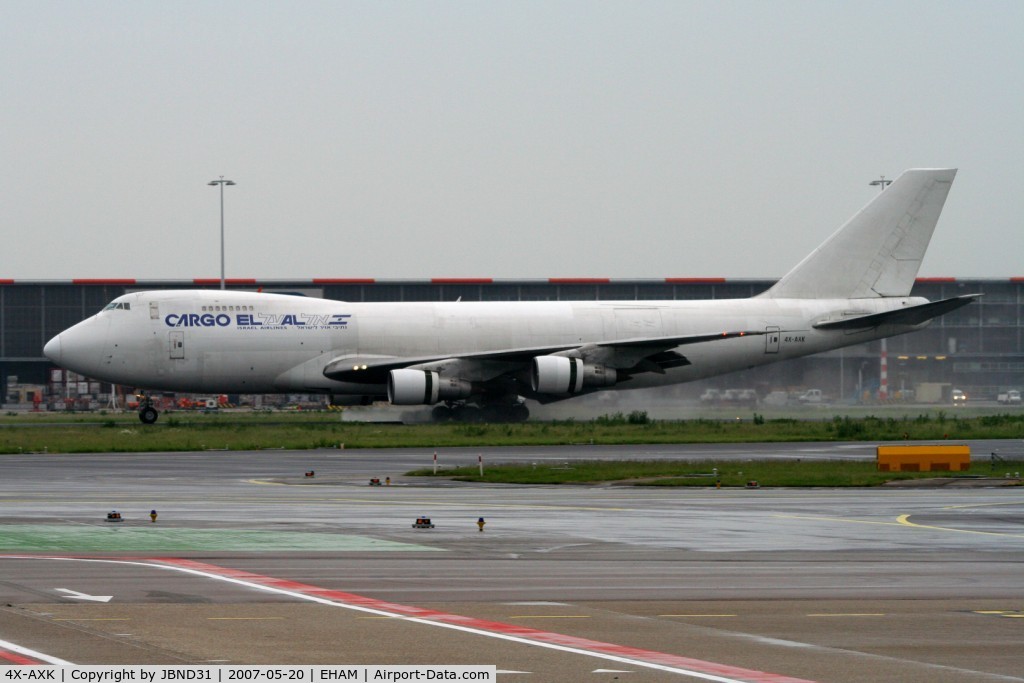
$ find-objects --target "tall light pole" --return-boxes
[208,177,236,290]
[869,176,892,192]
[869,174,891,400]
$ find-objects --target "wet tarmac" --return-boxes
[1,442,1022,682]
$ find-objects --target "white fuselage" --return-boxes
[45,289,928,397]
[42,168,964,415]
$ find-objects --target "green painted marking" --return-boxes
[0,525,440,553]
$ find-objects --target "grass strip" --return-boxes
[1,412,1023,454]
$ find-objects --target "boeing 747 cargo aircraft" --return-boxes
[44,168,976,423]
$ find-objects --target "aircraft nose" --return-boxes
[44,317,110,375]
[43,334,62,363]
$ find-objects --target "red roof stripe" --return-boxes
[915,277,957,283]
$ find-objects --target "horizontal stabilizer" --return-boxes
[813,294,980,330]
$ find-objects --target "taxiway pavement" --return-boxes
[1,441,1022,682]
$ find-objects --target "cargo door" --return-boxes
[765,326,780,354]
[169,331,185,360]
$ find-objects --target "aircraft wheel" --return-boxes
[480,404,504,423]
[431,405,453,422]
[453,405,482,423]
[510,403,530,422]
[139,406,159,425]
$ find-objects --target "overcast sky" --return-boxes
[2,1,1021,281]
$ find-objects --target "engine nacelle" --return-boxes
[530,356,617,395]
[387,369,473,405]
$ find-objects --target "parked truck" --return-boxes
[915,382,951,404]
[798,388,825,404]
[998,389,1021,405]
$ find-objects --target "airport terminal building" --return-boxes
[2,277,1022,409]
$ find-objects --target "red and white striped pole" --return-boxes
[433,451,437,475]
[870,176,891,403]
[879,339,889,401]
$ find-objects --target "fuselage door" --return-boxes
[169,331,185,360]
[765,326,780,354]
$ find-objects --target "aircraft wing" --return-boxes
[322,329,766,384]
[812,294,980,330]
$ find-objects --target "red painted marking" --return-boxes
[548,278,610,284]
[0,648,40,665]
[312,278,376,284]
[914,277,956,283]
[0,279,16,285]
[70,278,138,285]
[1010,277,1024,283]
[157,558,816,683]
[430,278,494,285]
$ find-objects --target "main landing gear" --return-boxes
[430,399,529,423]
[137,394,159,424]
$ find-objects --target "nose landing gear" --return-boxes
[137,394,159,424]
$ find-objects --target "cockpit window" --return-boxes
[102,302,131,311]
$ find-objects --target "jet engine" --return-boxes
[388,369,473,405]
[530,356,617,395]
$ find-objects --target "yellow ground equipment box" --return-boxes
[876,444,970,472]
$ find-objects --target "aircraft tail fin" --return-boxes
[761,168,957,299]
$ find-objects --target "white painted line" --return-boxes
[1,556,810,682]
[56,588,113,602]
